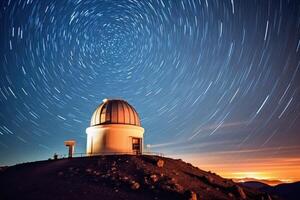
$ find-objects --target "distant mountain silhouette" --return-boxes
[0,155,277,200]
[235,177,284,186]
[241,181,271,189]
[242,181,300,200]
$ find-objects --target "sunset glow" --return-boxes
[175,154,300,185]
[156,143,300,185]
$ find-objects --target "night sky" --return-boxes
[1,0,300,182]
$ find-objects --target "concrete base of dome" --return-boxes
[86,124,144,155]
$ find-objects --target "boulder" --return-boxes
[144,176,150,185]
[111,167,117,171]
[228,192,234,198]
[131,181,140,190]
[95,172,101,176]
[174,183,184,192]
[150,174,159,182]
[235,185,246,199]
[206,175,214,183]
[156,159,164,168]
[184,190,197,200]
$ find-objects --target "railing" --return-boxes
[56,151,164,159]
[143,151,164,157]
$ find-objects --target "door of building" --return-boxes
[132,137,141,155]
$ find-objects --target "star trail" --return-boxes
[1,0,300,182]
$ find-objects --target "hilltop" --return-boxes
[242,181,300,200]
[0,155,276,200]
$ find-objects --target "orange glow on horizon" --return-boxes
[169,153,300,186]
[230,171,271,180]
[199,166,299,186]
[220,171,294,186]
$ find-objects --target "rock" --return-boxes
[235,185,246,199]
[184,190,197,200]
[163,185,171,190]
[150,174,159,182]
[228,193,234,198]
[111,167,117,171]
[131,182,140,190]
[92,170,100,175]
[174,183,183,192]
[95,172,100,176]
[144,177,150,185]
[266,194,272,200]
[172,170,179,176]
[156,159,164,168]
[206,175,214,183]
[85,168,92,173]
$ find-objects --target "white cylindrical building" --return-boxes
[86,99,144,155]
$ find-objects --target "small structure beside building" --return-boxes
[64,140,76,158]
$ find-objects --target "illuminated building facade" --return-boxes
[86,99,144,155]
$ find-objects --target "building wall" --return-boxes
[86,124,144,155]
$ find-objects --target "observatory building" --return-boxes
[86,99,144,155]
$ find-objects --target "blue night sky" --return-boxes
[0,0,300,181]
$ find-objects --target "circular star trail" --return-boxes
[0,0,300,175]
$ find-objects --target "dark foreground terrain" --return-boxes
[0,155,276,200]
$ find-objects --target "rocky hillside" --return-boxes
[0,155,276,200]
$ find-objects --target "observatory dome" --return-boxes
[90,99,141,127]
